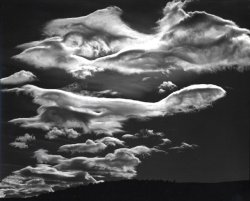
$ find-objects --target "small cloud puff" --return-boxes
[169,142,199,152]
[158,81,177,94]
[45,127,80,139]
[9,133,35,149]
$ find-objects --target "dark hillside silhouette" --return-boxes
[3,180,249,201]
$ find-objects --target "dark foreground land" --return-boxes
[3,180,249,201]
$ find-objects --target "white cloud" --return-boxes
[58,139,107,154]
[169,142,199,152]
[0,71,37,86]
[95,137,125,146]
[55,148,141,179]
[122,134,136,139]
[12,0,250,88]
[6,84,226,134]
[45,127,80,139]
[34,149,66,164]
[9,133,35,149]
[9,142,28,149]
[158,81,177,93]
[0,165,98,198]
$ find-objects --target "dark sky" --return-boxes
[0,0,249,183]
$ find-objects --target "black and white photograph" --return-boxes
[0,0,249,200]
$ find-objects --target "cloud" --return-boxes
[10,0,250,100]
[6,84,226,134]
[15,133,36,142]
[34,149,66,164]
[55,148,140,179]
[159,138,172,146]
[0,174,53,198]
[169,142,199,152]
[117,146,166,157]
[122,134,137,139]
[29,148,145,179]
[0,70,37,86]
[95,137,125,146]
[9,142,28,149]
[0,165,98,198]
[135,129,165,139]
[9,133,36,149]
[158,84,226,115]
[14,164,95,183]
[58,137,125,154]
[13,0,250,75]
[58,139,107,154]
[158,81,177,94]
[45,127,80,139]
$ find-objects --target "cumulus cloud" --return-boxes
[45,127,80,139]
[6,84,226,134]
[9,133,35,149]
[158,81,177,94]
[58,139,107,154]
[169,142,199,152]
[0,71,37,86]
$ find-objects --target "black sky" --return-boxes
[0,0,249,182]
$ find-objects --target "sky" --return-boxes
[0,0,249,198]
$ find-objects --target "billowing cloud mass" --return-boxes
[0,0,241,198]
[54,148,142,179]
[12,0,250,85]
[0,70,37,86]
[9,133,35,149]
[5,84,225,134]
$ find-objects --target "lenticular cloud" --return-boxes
[6,84,225,133]
[0,0,242,198]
